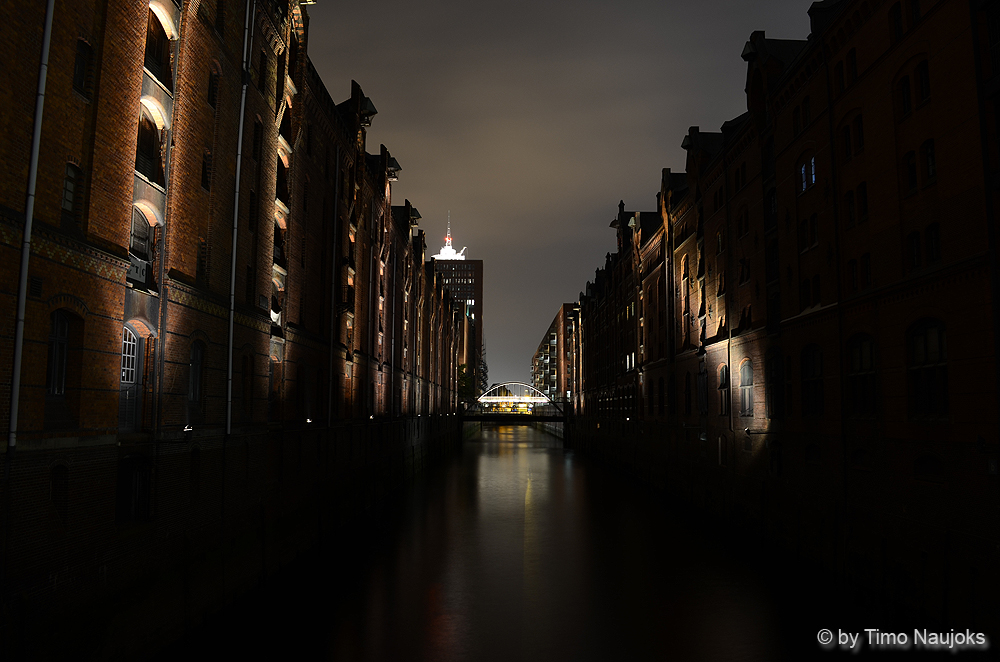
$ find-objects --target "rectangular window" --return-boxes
[843,126,852,160]
[861,253,872,288]
[847,49,857,83]
[62,164,80,212]
[73,40,92,95]
[853,115,865,151]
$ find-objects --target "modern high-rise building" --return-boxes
[433,223,484,395]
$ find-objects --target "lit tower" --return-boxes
[431,215,484,396]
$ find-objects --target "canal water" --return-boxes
[161,425,821,661]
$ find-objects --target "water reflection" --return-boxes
[166,425,789,661]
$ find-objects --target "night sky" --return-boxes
[307,0,812,385]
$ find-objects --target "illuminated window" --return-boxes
[739,360,753,417]
[121,326,137,383]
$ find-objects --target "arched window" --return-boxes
[916,60,930,103]
[907,319,947,420]
[801,345,824,417]
[718,365,730,416]
[847,335,876,418]
[135,109,164,185]
[144,9,172,90]
[130,208,151,261]
[889,3,903,43]
[189,341,205,404]
[799,155,816,193]
[898,76,912,118]
[121,326,138,384]
[739,360,753,417]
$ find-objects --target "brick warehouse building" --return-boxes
[0,0,471,654]
[571,0,999,631]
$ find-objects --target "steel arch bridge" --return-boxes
[462,382,565,422]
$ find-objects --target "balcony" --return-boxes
[140,69,173,130]
[133,173,166,227]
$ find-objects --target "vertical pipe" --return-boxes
[7,0,55,453]
[228,0,255,441]
[3,0,56,606]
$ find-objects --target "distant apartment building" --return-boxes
[531,303,579,403]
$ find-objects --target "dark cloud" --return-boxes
[307,0,811,384]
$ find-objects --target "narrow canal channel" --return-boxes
[161,425,820,661]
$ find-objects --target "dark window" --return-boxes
[843,126,852,160]
[809,213,818,246]
[208,72,219,108]
[861,253,872,288]
[130,208,150,260]
[904,151,917,192]
[798,219,808,252]
[847,48,858,83]
[144,10,172,91]
[135,111,164,185]
[47,311,69,396]
[718,365,730,416]
[215,0,225,34]
[907,319,947,420]
[848,259,858,291]
[248,189,258,231]
[802,96,811,125]
[62,164,81,214]
[926,222,941,264]
[801,345,824,417]
[845,190,856,227]
[739,360,753,416]
[908,0,921,25]
[835,61,845,94]
[857,182,869,221]
[916,60,930,103]
[764,189,776,231]
[899,76,912,117]
[812,274,821,306]
[847,335,876,418]
[922,139,936,181]
[853,115,864,151]
[73,40,92,95]
[907,231,921,270]
[890,3,903,43]
[793,106,801,136]
[201,150,212,190]
[189,341,204,403]
[800,278,811,311]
